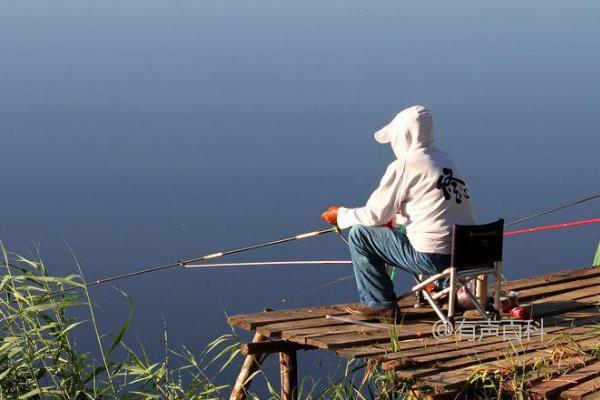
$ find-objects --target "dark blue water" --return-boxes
[1,0,599,386]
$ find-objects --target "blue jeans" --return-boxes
[347,225,451,308]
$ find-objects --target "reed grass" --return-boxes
[0,244,231,399]
[0,244,416,399]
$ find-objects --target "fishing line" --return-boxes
[280,273,355,305]
[279,226,354,305]
[333,226,349,245]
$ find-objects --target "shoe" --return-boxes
[344,303,401,324]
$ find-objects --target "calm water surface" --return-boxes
[1,0,599,384]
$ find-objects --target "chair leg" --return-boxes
[476,274,488,309]
[447,267,456,322]
[415,274,425,307]
[463,279,489,319]
[421,288,450,324]
[411,273,449,324]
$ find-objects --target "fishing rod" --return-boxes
[505,193,599,227]
[503,217,600,237]
[51,227,338,294]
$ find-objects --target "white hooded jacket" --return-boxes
[336,106,477,254]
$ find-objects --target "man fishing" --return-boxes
[321,105,476,321]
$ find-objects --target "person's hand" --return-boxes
[321,205,341,225]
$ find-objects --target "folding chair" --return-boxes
[406,219,504,326]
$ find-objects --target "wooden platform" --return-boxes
[228,265,600,399]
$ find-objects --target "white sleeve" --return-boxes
[337,162,401,230]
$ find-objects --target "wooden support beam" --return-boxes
[280,349,298,400]
[241,340,311,356]
[230,309,274,400]
[230,332,267,400]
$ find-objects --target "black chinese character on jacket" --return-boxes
[436,168,470,204]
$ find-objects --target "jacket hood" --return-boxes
[373,105,434,159]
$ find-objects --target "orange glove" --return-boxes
[321,205,340,225]
[383,219,395,228]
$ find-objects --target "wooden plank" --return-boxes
[230,303,433,332]
[337,332,504,360]
[527,291,600,319]
[255,314,378,338]
[291,296,598,353]
[383,327,599,371]
[297,322,435,349]
[335,334,457,359]
[380,311,600,365]
[528,360,600,399]
[227,304,352,330]
[282,324,379,342]
[418,335,597,387]
[424,353,596,391]
[336,307,600,359]
[501,265,600,292]
[397,366,441,380]
[383,329,580,367]
[516,275,600,302]
[302,327,399,349]
[417,335,600,390]
[382,334,521,367]
[500,355,598,399]
[438,332,599,371]
[314,290,600,352]
[562,376,600,400]
[502,354,598,398]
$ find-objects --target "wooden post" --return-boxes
[476,274,488,309]
[230,332,267,400]
[279,349,298,400]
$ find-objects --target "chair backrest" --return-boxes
[451,218,504,271]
